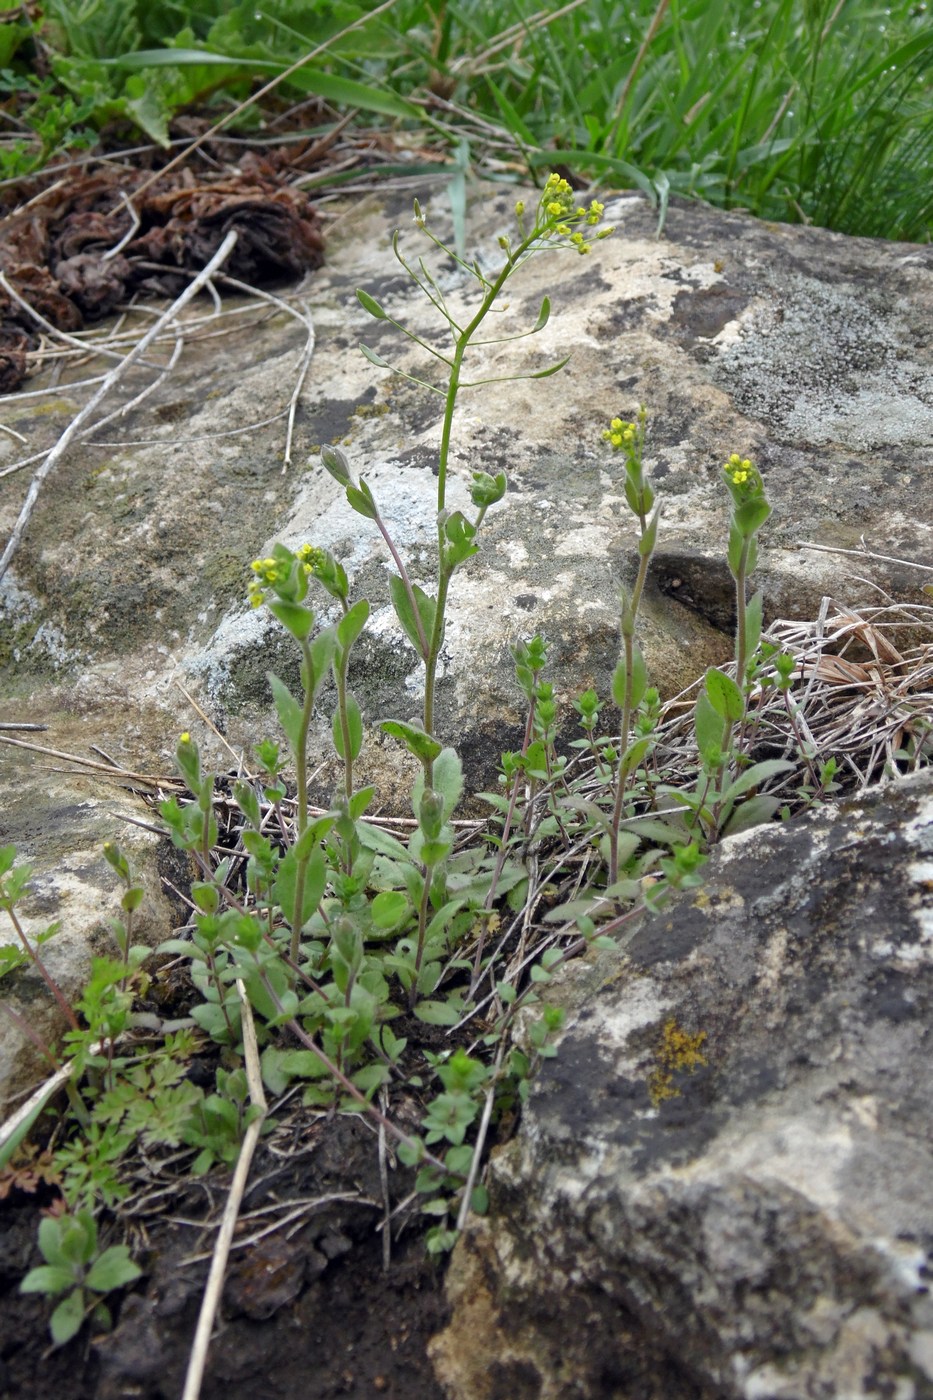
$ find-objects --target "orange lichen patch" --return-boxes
[648,1018,708,1106]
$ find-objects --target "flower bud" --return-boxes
[470,470,507,507]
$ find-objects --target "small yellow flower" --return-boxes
[547,201,562,217]
[180,732,190,744]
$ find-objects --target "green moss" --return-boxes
[202,549,251,608]
[0,615,40,673]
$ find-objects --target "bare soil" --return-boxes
[1,1117,449,1400]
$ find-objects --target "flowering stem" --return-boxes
[608,544,651,887]
[290,636,316,962]
[721,537,751,769]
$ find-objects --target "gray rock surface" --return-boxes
[431,768,933,1400]
[0,179,930,1109]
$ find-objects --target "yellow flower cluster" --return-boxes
[296,543,326,576]
[724,452,753,486]
[527,174,614,255]
[602,417,637,450]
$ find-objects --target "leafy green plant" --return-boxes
[16,0,929,239]
[8,165,927,1311]
[20,1209,141,1346]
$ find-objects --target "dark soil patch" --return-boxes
[1,1117,449,1400]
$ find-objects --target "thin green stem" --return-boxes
[721,539,751,767]
[6,905,79,1031]
[335,638,354,804]
[422,564,453,746]
[608,543,651,887]
[373,508,430,659]
[410,866,435,1011]
[289,638,317,963]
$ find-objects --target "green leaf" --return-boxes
[308,627,337,698]
[694,689,722,758]
[0,1074,64,1169]
[611,642,648,711]
[357,821,409,860]
[360,344,391,370]
[371,890,409,930]
[721,794,783,835]
[638,504,661,558]
[345,480,378,520]
[734,496,771,537]
[123,69,183,145]
[332,694,363,762]
[86,1246,141,1293]
[416,962,442,996]
[357,289,388,320]
[268,599,314,641]
[381,720,442,765]
[292,816,334,862]
[471,1183,489,1215]
[720,759,795,806]
[388,574,435,657]
[443,511,478,568]
[704,667,745,723]
[50,1289,86,1346]
[348,786,375,820]
[337,598,370,650]
[624,816,687,845]
[106,50,418,121]
[529,354,572,379]
[233,781,262,830]
[533,296,550,332]
[432,748,464,822]
[274,847,326,929]
[414,999,463,1027]
[350,1063,390,1097]
[20,1265,75,1297]
[267,672,304,753]
[745,590,763,665]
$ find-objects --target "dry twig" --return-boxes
[181,980,267,1400]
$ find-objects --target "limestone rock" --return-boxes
[0,181,930,1107]
[431,768,933,1400]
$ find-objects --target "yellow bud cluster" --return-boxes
[532,175,615,256]
[603,417,637,450]
[724,452,754,486]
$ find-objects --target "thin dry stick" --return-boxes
[174,678,244,770]
[129,0,401,206]
[207,273,315,468]
[0,272,161,369]
[83,326,185,437]
[181,981,267,1400]
[797,541,933,573]
[0,734,175,787]
[102,191,141,261]
[0,229,238,584]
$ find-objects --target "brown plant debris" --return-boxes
[0,154,325,391]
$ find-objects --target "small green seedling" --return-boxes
[20,1210,141,1346]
